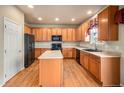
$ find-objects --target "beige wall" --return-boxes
[0,5,24,86]
[0,5,24,24]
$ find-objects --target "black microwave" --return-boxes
[52,35,62,41]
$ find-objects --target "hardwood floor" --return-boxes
[4,59,99,87]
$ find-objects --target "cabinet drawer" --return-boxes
[89,54,100,62]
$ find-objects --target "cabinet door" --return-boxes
[42,28,48,41]
[62,28,67,41]
[24,25,31,34]
[78,27,82,41]
[47,28,52,41]
[67,48,73,58]
[67,28,72,41]
[32,28,42,42]
[52,28,57,35]
[89,58,100,80]
[56,28,62,35]
[72,29,76,41]
[98,8,109,41]
[38,28,43,41]
[35,48,41,59]
[83,53,89,70]
[62,48,67,58]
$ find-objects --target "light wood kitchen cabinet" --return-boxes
[62,28,75,41]
[35,48,50,59]
[62,28,67,41]
[32,28,51,41]
[80,51,89,70]
[67,29,73,41]
[76,26,82,41]
[89,55,100,80]
[24,25,32,34]
[42,28,52,41]
[39,58,63,87]
[52,28,62,35]
[98,6,119,41]
[32,28,42,41]
[35,48,42,59]
[80,50,120,86]
[62,48,75,58]
[32,28,76,42]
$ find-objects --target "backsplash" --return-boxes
[80,41,120,52]
[35,42,79,48]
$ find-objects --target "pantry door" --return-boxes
[4,19,21,82]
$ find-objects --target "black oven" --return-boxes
[52,35,62,41]
[51,43,62,50]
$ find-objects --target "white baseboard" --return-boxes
[21,67,25,71]
[120,83,124,87]
[0,82,5,87]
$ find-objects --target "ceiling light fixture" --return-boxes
[71,18,75,22]
[38,17,42,21]
[55,18,59,21]
[27,5,34,8]
[87,10,92,15]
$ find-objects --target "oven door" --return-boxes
[51,43,62,50]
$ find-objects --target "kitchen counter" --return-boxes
[62,46,121,58]
[38,50,63,59]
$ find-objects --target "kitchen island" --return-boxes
[38,50,63,87]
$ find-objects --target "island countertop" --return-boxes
[38,50,63,59]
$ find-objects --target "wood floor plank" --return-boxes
[4,59,99,87]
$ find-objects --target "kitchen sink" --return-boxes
[83,49,102,52]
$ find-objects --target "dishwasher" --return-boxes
[76,49,80,64]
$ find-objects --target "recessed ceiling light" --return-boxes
[55,18,59,21]
[38,17,42,21]
[87,10,92,15]
[71,18,75,22]
[27,5,34,8]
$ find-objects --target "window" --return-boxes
[89,26,98,44]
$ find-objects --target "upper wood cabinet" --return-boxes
[98,6,119,41]
[62,28,76,41]
[32,28,51,42]
[76,21,89,42]
[51,28,62,35]
[24,25,32,34]
[32,27,76,42]
[62,28,67,41]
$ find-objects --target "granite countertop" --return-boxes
[38,50,63,59]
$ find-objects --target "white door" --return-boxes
[17,25,23,72]
[4,19,21,82]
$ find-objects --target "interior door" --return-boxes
[4,19,21,82]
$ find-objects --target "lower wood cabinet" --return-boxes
[89,56,100,80]
[62,48,75,58]
[80,50,120,86]
[80,51,89,70]
[35,48,50,59]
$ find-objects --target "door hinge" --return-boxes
[5,74,6,78]
[5,50,7,54]
[5,25,6,28]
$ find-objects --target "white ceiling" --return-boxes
[16,5,105,25]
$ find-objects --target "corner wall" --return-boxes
[0,5,24,86]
